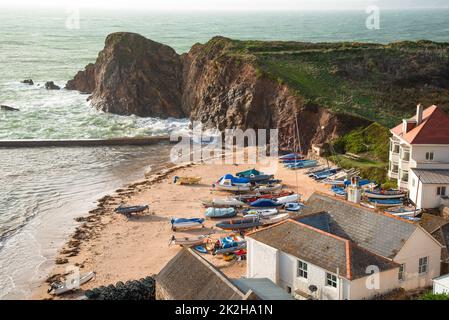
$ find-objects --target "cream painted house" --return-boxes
[388,105,449,208]
[246,193,442,300]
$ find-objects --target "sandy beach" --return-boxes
[33,153,332,300]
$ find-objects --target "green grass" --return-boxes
[214,38,449,127]
[329,155,388,184]
[420,292,449,300]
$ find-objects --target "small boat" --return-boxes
[306,166,327,175]
[255,184,283,194]
[361,182,379,190]
[216,217,262,230]
[115,204,149,216]
[243,208,278,218]
[261,213,289,225]
[368,198,403,207]
[285,160,318,168]
[274,194,299,204]
[214,179,251,192]
[384,206,422,217]
[202,198,246,207]
[312,169,338,180]
[238,191,293,204]
[364,189,407,199]
[285,202,303,212]
[205,207,237,219]
[218,174,250,186]
[279,153,304,161]
[331,186,347,198]
[171,218,205,231]
[194,246,208,254]
[236,168,262,178]
[48,271,96,296]
[173,176,202,185]
[250,199,281,208]
[214,242,247,255]
[248,174,275,182]
[169,235,208,247]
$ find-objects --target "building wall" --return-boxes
[409,170,449,209]
[246,239,279,283]
[393,228,442,291]
[410,145,449,170]
[433,277,449,294]
[349,268,400,300]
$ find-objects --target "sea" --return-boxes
[1,7,449,299]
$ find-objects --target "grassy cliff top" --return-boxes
[203,37,449,127]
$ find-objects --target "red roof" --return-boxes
[391,105,449,144]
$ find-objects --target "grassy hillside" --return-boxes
[327,123,390,184]
[220,38,449,127]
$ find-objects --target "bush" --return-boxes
[420,292,449,300]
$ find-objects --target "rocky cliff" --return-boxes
[67,33,449,150]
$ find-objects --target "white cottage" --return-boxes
[246,193,443,300]
[388,104,449,209]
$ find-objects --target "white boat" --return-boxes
[244,208,279,218]
[361,182,378,190]
[261,213,290,225]
[275,194,299,204]
[364,189,407,199]
[202,198,246,207]
[384,206,422,217]
[255,184,283,194]
[214,179,251,192]
[169,235,208,247]
[48,271,96,296]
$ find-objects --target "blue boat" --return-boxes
[218,174,250,185]
[285,202,304,212]
[205,207,237,219]
[313,169,337,180]
[250,199,282,208]
[368,198,403,207]
[331,186,347,197]
[171,218,205,231]
[343,179,372,187]
[279,153,303,161]
[194,246,208,254]
[286,160,318,169]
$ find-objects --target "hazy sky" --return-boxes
[0,0,447,10]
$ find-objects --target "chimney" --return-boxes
[416,104,423,126]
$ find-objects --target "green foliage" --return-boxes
[420,292,449,300]
[332,123,391,162]
[329,155,388,184]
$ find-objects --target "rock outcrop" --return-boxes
[45,81,60,90]
[66,33,372,150]
[21,79,34,85]
[1,105,20,112]
[66,32,184,118]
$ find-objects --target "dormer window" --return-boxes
[425,152,434,161]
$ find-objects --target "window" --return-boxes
[297,260,308,279]
[393,144,400,154]
[398,264,406,281]
[426,152,434,161]
[418,257,428,274]
[401,170,409,182]
[402,150,410,161]
[437,187,447,196]
[286,286,292,294]
[326,273,337,288]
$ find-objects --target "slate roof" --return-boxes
[232,278,295,300]
[156,248,246,300]
[247,219,399,280]
[299,193,418,258]
[419,213,449,262]
[391,105,449,144]
[412,169,449,184]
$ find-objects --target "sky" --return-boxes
[0,0,447,11]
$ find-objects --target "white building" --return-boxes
[433,274,449,295]
[388,104,449,209]
[246,193,442,300]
